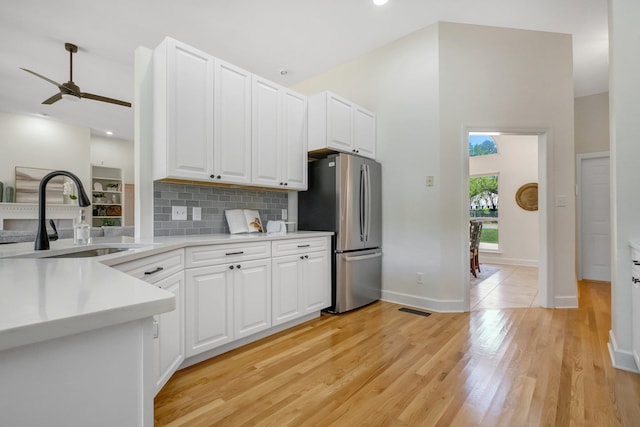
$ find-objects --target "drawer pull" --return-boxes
[633,277,640,284]
[225,251,244,256]
[633,260,640,266]
[297,245,310,248]
[144,267,164,276]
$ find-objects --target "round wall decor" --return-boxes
[515,183,538,211]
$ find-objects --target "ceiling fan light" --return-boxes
[61,93,80,102]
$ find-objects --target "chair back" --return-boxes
[470,220,483,250]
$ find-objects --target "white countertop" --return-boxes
[0,231,332,352]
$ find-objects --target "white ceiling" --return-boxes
[0,0,609,141]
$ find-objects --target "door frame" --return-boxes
[463,127,551,309]
[576,151,610,280]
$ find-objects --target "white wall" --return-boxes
[470,135,539,266]
[0,112,91,191]
[609,0,640,372]
[294,22,575,311]
[575,92,610,154]
[294,25,444,309]
[90,135,134,183]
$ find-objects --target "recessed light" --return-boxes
[105,131,113,136]
[280,69,288,76]
[373,0,389,5]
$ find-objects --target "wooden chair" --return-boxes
[470,220,483,277]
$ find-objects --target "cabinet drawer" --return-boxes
[113,249,185,284]
[186,241,271,268]
[271,237,328,257]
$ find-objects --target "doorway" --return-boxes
[577,152,610,281]
[465,129,549,310]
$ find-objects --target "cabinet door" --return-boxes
[272,255,303,326]
[354,106,376,159]
[251,76,281,188]
[326,93,354,152]
[302,251,330,313]
[214,59,252,184]
[234,259,272,339]
[282,89,308,190]
[185,265,234,357]
[153,271,185,394]
[165,39,215,180]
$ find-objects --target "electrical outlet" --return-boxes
[172,206,187,220]
[426,176,434,187]
[192,207,202,221]
[281,209,288,220]
[416,272,424,284]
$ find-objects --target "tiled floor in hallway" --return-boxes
[470,264,539,310]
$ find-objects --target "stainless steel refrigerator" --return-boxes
[298,153,382,313]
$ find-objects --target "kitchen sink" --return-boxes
[6,245,145,259]
[42,247,132,258]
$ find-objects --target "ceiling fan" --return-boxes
[20,42,131,107]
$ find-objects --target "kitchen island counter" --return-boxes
[0,231,332,352]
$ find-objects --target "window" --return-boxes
[469,135,498,157]
[469,175,499,249]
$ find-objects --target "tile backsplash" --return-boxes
[153,182,288,236]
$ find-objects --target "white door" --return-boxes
[580,155,610,281]
[327,93,353,151]
[354,106,376,159]
[185,265,234,357]
[282,89,308,190]
[251,76,281,187]
[166,40,214,180]
[214,59,252,184]
[302,251,330,313]
[153,271,185,394]
[234,259,271,339]
[271,255,302,325]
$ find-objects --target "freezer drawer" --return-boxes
[334,249,382,313]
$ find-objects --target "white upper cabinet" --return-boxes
[252,76,307,190]
[308,91,377,159]
[153,38,214,181]
[214,60,252,185]
[354,106,376,159]
[281,89,308,189]
[152,37,309,190]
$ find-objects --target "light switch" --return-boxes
[555,195,568,207]
[192,207,202,221]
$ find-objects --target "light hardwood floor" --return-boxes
[155,281,640,426]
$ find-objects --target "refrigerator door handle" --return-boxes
[344,252,382,262]
[366,164,372,243]
[359,164,365,241]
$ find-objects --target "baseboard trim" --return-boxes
[554,295,578,308]
[608,330,640,373]
[381,290,465,312]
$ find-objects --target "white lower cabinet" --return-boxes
[631,247,640,370]
[185,264,234,357]
[272,244,330,326]
[153,271,185,394]
[185,258,271,357]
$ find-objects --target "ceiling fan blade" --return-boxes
[20,68,63,88]
[80,92,131,107]
[42,92,63,105]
